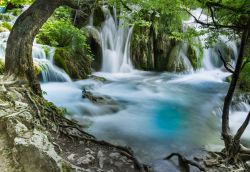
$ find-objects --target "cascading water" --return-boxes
[0,7,71,83]
[93,6,133,73]
[183,8,239,71]
[32,43,71,82]
[2,5,249,172]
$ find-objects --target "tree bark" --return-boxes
[5,0,94,95]
[221,17,250,155]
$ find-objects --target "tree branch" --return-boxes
[164,153,205,171]
[217,50,235,74]
[241,59,250,71]
[197,0,250,14]
[119,0,132,11]
[234,111,250,141]
[184,8,243,30]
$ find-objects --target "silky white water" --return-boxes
[1,6,249,171]
[89,6,134,73]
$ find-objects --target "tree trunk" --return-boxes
[221,17,250,158]
[5,0,94,95]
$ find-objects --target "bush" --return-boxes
[1,22,12,30]
[239,63,250,92]
[37,19,93,79]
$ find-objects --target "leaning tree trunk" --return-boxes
[221,17,250,162]
[5,0,94,95]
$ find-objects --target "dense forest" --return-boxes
[0,0,250,171]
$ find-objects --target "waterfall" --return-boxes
[183,9,239,71]
[0,32,71,82]
[32,44,71,82]
[0,6,71,82]
[98,6,133,73]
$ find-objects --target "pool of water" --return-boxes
[42,70,248,164]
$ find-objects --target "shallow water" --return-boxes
[41,70,249,164]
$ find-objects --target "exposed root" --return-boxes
[24,90,42,124]
[164,153,205,171]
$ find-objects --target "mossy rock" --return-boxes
[187,44,203,69]
[210,41,233,68]
[166,43,189,72]
[131,25,155,70]
[54,48,91,79]
[33,61,42,76]
[92,6,105,28]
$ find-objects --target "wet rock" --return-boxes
[77,154,95,165]
[97,150,105,168]
[67,154,76,161]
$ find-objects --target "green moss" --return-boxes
[33,63,42,76]
[1,22,12,31]
[187,44,203,69]
[37,20,92,79]
[0,14,11,21]
[0,60,4,74]
[54,48,69,74]
[239,63,250,92]
[8,8,22,16]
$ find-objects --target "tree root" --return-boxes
[24,90,42,124]
[164,153,205,172]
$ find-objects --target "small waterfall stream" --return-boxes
[1,6,249,171]
[90,6,134,73]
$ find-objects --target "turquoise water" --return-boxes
[42,70,231,163]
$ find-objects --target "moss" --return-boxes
[187,44,203,69]
[33,62,42,76]
[92,6,105,28]
[1,22,12,31]
[0,59,4,74]
[239,63,250,92]
[0,14,11,22]
[54,48,69,74]
[8,8,22,16]
[44,100,66,116]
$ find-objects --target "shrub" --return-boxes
[1,22,12,30]
[239,63,250,92]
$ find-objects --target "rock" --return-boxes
[109,152,120,159]
[97,150,105,169]
[77,154,95,165]
[85,148,95,154]
[67,154,76,161]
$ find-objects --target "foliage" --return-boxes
[0,0,33,6]
[37,20,91,58]
[37,10,93,79]
[1,21,11,30]
[50,6,71,22]
[239,63,250,92]
[0,59,4,74]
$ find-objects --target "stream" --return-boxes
[41,69,241,163]
[1,5,250,169]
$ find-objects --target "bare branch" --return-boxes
[184,8,243,30]
[217,50,235,74]
[234,111,250,141]
[197,0,250,14]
